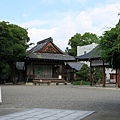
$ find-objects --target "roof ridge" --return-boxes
[37,37,53,44]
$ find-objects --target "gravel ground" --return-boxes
[0,84,120,120]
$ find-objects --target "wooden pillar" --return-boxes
[62,63,64,80]
[102,66,106,87]
[90,67,93,86]
[115,69,118,86]
[26,61,33,83]
[58,64,63,79]
[59,65,62,75]
[24,60,27,82]
[118,69,120,88]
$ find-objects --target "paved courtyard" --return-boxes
[0,108,94,120]
[0,84,120,120]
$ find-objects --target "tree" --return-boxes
[66,32,99,56]
[76,64,90,81]
[82,32,100,44]
[0,21,30,84]
[100,20,120,69]
[92,67,102,84]
[67,33,82,56]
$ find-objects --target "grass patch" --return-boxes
[72,80,90,85]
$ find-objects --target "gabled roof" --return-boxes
[28,37,64,54]
[76,45,101,61]
[67,62,84,71]
[27,37,76,61]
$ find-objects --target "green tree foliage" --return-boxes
[100,20,120,69]
[66,32,99,56]
[76,64,90,81]
[82,32,100,44]
[0,21,30,84]
[93,67,102,83]
[67,33,82,56]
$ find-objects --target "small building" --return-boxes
[65,62,84,82]
[77,44,116,81]
[24,37,77,83]
[76,45,109,87]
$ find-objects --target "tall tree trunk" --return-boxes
[9,62,18,84]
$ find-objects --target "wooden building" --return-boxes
[24,37,76,83]
[76,45,120,88]
[76,46,109,87]
[65,62,84,82]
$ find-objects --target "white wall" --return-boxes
[77,43,98,56]
[105,68,116,80]
[77,43,98,66]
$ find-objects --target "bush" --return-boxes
[76,64,90,81]
[72,80,90,85]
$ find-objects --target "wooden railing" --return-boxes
[26,74,61,80]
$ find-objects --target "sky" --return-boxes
[0,0,120,51]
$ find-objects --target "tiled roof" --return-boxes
[67,62,84,71]
[28,37,52,53]
[76,45,101,61]
[27,37,76,61]
[28,37,64,54]
[28,53,75,61]
[37,37,53,44]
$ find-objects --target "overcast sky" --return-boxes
[0,0,120,50]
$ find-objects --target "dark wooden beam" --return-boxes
[118,69,120,88]
[90,67,93,86]
[102,60,106,87]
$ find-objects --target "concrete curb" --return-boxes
[72,85,120,91]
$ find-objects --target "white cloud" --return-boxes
[28,27,57,48]
[21,20,49,28]
[26,3,120,51]
[90,4,120,27]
